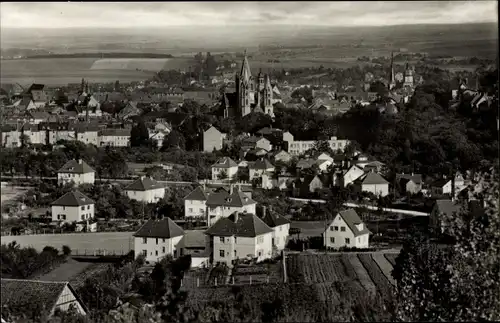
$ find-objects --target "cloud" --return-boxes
[0,1,497,28]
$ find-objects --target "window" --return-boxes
[143,237,147,244]
[257,236,264,244]
[189,208,193,212]
[87,205,90,210]
[219,250,225,257]
[330,226,334,231]
[220,237,224,243]
[358,237,360,243]
[345,238,350,244]
[258,251,262,257]
[341,226,346,232]
[280,226,282,232]
[200,208,204,214]
[162,247,166,253]
[81,215,84,220]
[155,250,158,256]
[156,238,159,245]
[334,226,339,231]
[330,237,335,243]
[81,206,85,210]
[162,239,166,243]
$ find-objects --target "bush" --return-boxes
[62,245,72,256]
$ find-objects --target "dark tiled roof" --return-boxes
[261,211,291,228]
[29,111,50,120]
[396,173,423,185]
[431,178,451,188]
[212,157,238,168]
[1,279,77,317]
[206,190,256,207]
[205,213,273,237]
[98,128,131,136]
[184,186,209,201]
[133,217,184,239]
[360,172,389,185]
[296,159,316,169]
[335,209,371,237]
[27,83,45,92]
[51,190,94,206]
[180,230,206,248]
[434,199,461,217]
[58,159,95,174]
[250,159,274,170]
[125,176,164,191]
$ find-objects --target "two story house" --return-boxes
[125,176,166,203]
[249,159,275,180]
[98,128,131,147]
[211,157,238,180]
[206,188,257,226]
[205,212,274,266]
[183,186,209,219]
[324,209,370,249]
[57,159,95,186]
[396,173,423,194]
[203,126,227,152]
[260,206,291,252]
[51,190,95,225]
[354,171,390,197]
[133,217,185,263]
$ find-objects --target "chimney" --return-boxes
[234,212,239,223]
[263,205,267,218]
[140,175,145,180]
[78,159,82,165]
[230,184,234,194]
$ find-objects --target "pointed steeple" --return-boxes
[265,73,272,89]
[81,78,85,92]
[240,50,251,84]
[390,52,395,83]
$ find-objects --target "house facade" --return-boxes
[51,190,95,224]
[211,157,238,180]
[125,176,166,203]
[203,126,227,152]
[133,217,184,263]
[98,129,131,147]
[184,186,208,219]
[260,206,291,252]
[357,172,390,196]
[205,213,274,266]
[283,131,349,156]
[206,189,257,226]
[57,159,96,186]
[324,209,370,249]
[249,159,275,179]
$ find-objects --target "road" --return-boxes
[289,197,430,217]
[0,175,196,186]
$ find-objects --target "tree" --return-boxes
[217,170,228,181]
[130,120,150,147]
[163,130,186,150]
[393,168,500,321]
[62,245,72,256]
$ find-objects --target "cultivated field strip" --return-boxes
[357,254,394,299]
[371,254,396,286]
[346,254,377,294]
[384,253,397,267]
[339,254,370,297]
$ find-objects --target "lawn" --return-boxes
[35,259,93,282]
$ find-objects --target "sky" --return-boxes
[0,1,498,29]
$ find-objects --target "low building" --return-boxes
[206,187,257,226]
[355,171,390,197]
[203,126,227,152]
[133,217,185,263]
[98,128,131,147]
[57,159,95,186]
[211,157,238,180]
[396,173,423,194]
[184,186,209,219]
[0,279,87,318]
[249,159,275,179]
[205,212,274,266]
[51,190,95,224]
[125,176,166,203]
[75,124,99,146]
[324,209,370,249]
[260,206,291,252]
[178,230,210,268]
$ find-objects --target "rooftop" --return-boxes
[58,159,95,174]
[125,176,164,191]
[51,190,95,207]
[133,217,184,239]
[205,212,273,238]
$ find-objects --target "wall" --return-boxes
[134,235,183,263]
[207,203,256,227]
[184,199,206,218]
[57,172,95,186]
[406,181,422,194]
[211,166,238,180]
[51,204,94,223]
[76,131,99,146]
[272,223,290,251]
[53,285,86,315]
[256,138,272,151]
[362,183,389,197]
[99,135,130,147]
[126,188,165,203]
[203,128,224,152]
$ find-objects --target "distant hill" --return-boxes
[22,53,174,59]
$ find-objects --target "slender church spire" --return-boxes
[240,50,251,83]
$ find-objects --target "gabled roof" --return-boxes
[205,213,273,237]
[98,128,131,136]
[206,189,256,207]
[250,159,274,170]
[331,209,371,237]
[51,190,94,206]
[133,217,184,239]
[58,159,95,174]
[261,211,291,228]
[1,279,86,318]
[184,186,209,201]
[125,176,164,191]
[296,159,316,169]
[212,157,238,168]
[431,178,451,188]
[396,173,423,185]
[434,199,461,218]
[360,172,389,185]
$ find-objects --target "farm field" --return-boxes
[286,253,395,304]
[0,57,195,86]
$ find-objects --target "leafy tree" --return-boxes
[393,168,500,321]
[163,130,186,150]
[130,120,150,147]
[217,170,228,180]
[62,245,72,256]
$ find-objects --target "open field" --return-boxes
[0,57,195,86]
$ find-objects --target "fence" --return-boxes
[71,249,130,257]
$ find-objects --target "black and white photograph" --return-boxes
[0,1,498,322]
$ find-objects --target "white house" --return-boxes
[283,131,349,156]
[396,173,423,194]
[205,212,274,267]
[203,126,227,152]
[57,159,95,186]
[183,186,209,219]
[51,190,95,224]
[149,129,170,148]
[125,176,166,203]
[206,188,257,226]
[271,150,292,163]
[355,171,390,197]
[211,157,238,180]
[260,206,291,251]
[342,165,365,187]
[316,159,333,173]
[249,159,275,179]
[1,279,87,318]
[324,209,370,249]
[133,217,185,263]
[315,152,334,163]
[98,128,131,147]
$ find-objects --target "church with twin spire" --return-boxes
[220,51,275,118]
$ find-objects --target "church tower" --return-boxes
[403,60,414,88]
[388,52,396,90]
[263,74,274,117]
[238,51,252,116]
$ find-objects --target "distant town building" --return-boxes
[203,126,227,152]
[125,176,166,203]
[51,190,95,225]
[324,209,370,249]
[211,157,238,180]
[57,159,95,186]
[282,131,349,156]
